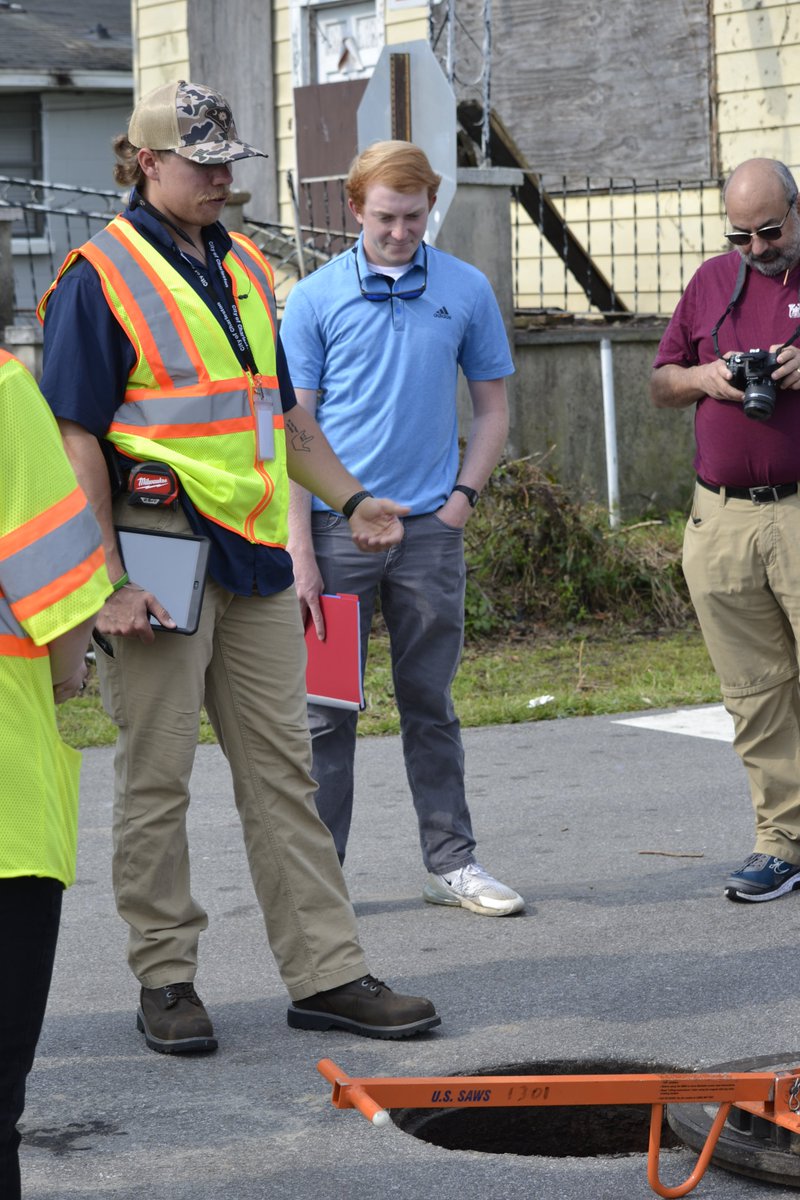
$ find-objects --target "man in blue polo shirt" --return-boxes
[282,139,523,917]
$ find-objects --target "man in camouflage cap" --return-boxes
[127,79,266,165]
[38,81,440,1055]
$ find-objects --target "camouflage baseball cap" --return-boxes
[128,80,267,164]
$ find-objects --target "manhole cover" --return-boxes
[667,1053,800,1189]
[392,1059,682,1157]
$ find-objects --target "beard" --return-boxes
[744,224,800,276]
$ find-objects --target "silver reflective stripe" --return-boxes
[230,236,278,327]
[112,388,251,429]
[90,223,202,385]
[0,504,101,607]
[0,595,25,639]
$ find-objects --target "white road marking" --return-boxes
[614,705,734,742]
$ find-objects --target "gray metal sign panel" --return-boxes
[357,39,457,243]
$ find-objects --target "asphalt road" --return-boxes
[19,708,800,1199]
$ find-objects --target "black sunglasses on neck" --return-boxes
[353,244,428,301]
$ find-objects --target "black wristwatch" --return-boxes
[452,484,479,508]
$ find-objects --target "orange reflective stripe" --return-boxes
[107,221,211,387]
[244,461,276,541]
[0,349,12,369]
[0,633,47,659]
[125,376,274,401]
[108,416,254,441]
[0,486,85,560]
[36,249,81,324]
[12,545,106,623]
[83,240,174,389]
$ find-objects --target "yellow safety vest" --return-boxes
[39,217,289,547]
[0,351,110,886]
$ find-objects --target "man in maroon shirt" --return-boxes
[652,157,800,902]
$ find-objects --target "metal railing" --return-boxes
[266,172,726,320]
[512,175,725,320]
[0,175,122,320]
[2,172,726,325]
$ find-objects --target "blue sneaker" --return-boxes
[724,853,800,903]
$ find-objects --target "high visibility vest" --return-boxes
[39,217,289,547]
[0,350,111,886]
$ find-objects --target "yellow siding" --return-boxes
[714,0,800,174]
[133,0,189,97]
[716,44,800,92]
[714,2,800,54]
[386,5,428,44]
[273,0,295,231]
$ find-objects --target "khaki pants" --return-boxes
[97,505,366,1001]
[683,482,800,863]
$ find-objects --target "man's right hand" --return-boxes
[290,546,326,641]
[96,582,176,643]
[651,358,745,408]
[695,355,747,402]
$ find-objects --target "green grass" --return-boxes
[56,474,714,750]
[57,625,719,749]
[357,625,718,735]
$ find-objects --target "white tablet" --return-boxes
[116,527,210,635]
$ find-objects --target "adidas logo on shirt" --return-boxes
[434,306,451,319]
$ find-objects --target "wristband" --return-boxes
[452,484,479,508]
[342,490,373,519]
[112,571,130,592]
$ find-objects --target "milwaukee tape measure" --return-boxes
[127,461,179,508]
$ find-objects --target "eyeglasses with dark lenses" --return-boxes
[725,201,796,246]
[354,243,428,301]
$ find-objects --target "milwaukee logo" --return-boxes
[134,476,171,490]
[433,306,451,319]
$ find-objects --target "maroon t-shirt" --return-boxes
[654,250,800,487]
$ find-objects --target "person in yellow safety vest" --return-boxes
[38,80,441,1055]
[0,350,111,1200]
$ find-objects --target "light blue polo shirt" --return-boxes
[280,235,514,514]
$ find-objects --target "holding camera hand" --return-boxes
[705,355,751,401]
[769,344,800,390]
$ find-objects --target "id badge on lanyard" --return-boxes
[254,386,276,462]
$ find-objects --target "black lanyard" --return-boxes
[180,237,257,374]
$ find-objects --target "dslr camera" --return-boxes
[727,349,781,421]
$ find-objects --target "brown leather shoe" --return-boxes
[137,983,218,1054]
[287,975,441,1039]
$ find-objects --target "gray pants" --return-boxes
[308,511,477,874]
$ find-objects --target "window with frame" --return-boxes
[0,93,44,238]
[296,0,382,86]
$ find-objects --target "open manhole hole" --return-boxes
[392,1059,683,1157]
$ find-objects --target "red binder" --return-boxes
[304,592,364,710]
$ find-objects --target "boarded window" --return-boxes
[433,0,712,184]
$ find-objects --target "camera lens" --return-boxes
[742,379,777,421]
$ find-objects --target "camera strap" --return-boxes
[711,259,748,361]
[713,258,800,361]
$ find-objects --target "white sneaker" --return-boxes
[422,861,525,916]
